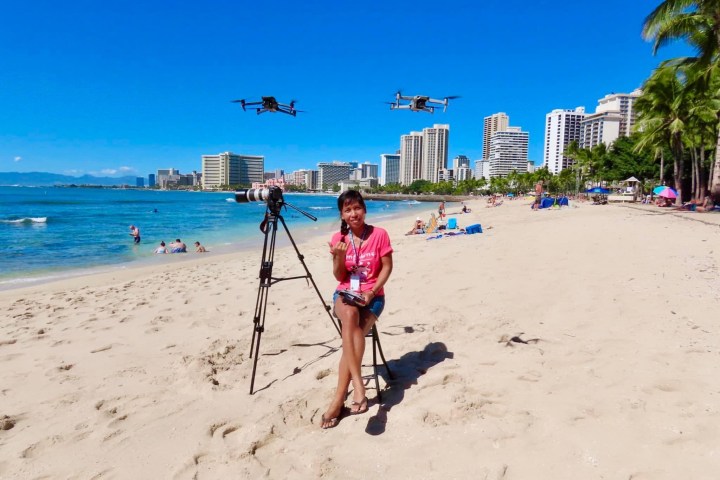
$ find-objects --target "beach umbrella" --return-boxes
[652,185,667,195]
[657,187,677,199]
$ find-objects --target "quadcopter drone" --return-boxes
[231,96,302,116]
[387,91,460,113]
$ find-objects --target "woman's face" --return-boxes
[341,200,366,230]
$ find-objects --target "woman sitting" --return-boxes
[406,217,426,235]
[321,190,393,429]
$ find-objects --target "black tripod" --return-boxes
[248,195,340,395]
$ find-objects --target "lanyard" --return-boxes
[348,225,368,266]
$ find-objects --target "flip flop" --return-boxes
[349,396,369,415]
[320,413,340,429]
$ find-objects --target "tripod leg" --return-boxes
[277,215,341,334]
[249,212,279,395]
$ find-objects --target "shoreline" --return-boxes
[0,197,460,292]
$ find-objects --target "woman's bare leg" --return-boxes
[321,299,368,426]
[323,299,376,428]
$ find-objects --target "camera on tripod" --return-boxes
[235,186,284,213]
[235,186,283,204]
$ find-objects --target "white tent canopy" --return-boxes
[623,176,640,183]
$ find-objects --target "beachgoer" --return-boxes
[129,225,141,244]
[656,197,673,207]
[194,241,207,252]
[532,182,543,211]
[438,201,446,219]
[696,195,716,212]
[154,241,168,254]
[169,239,187,253]
[406,217,426,235]
[321,190,393,429]
[461,202,471,214]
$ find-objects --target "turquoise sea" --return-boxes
[0,186,427,289]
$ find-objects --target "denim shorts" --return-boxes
[333,290,385,319]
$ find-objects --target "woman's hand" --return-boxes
[361,290,375,306]
[329,240,348,258]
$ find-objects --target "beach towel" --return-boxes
[426,213,440,234]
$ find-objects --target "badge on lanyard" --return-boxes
[349,226,367,293]
[350,273,361,292]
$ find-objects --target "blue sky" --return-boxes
[0,0,691,178]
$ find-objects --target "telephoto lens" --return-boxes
[235,188,269,203]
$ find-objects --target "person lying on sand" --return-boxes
[406,217,426,235]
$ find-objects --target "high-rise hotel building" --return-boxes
[543,107,586,174]
[422,124,449,183]
[379,154,400,185]
[399,131,423,185]
[317,162,353,190]
[488,127,529,177]
[482,113,509,160]
[397,124,449,185]
[580,89,642,149]
[201,152,264,189]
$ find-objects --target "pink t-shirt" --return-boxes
[330,225,392,295]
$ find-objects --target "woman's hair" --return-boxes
[337,190,366,236]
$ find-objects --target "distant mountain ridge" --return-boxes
[0,171,138,186]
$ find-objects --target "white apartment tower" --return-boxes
[543,107,586,174]
[422,124,449,183]
[360,162,378,179]
[581,111,622,149]
[379,153,400,186]
[488,127,529,177]
[474,159,490,181]
[456,166,473,182]
[452,154,470,172]
[201,153,264,189]
[399,132,423,185]
[483,113,509,160]
[596,89,642,136]
[581,89,642,149]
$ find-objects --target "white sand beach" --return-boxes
[2,199,720,479]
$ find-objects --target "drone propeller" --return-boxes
[231,99,247,111]
[445,95,461,100]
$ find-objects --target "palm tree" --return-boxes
[643,0,720,200]
[633,64,691,203]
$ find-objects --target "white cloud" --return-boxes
[13,156,21,162]
[94,166,138,177]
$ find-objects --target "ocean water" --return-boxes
[0,186,427,288]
